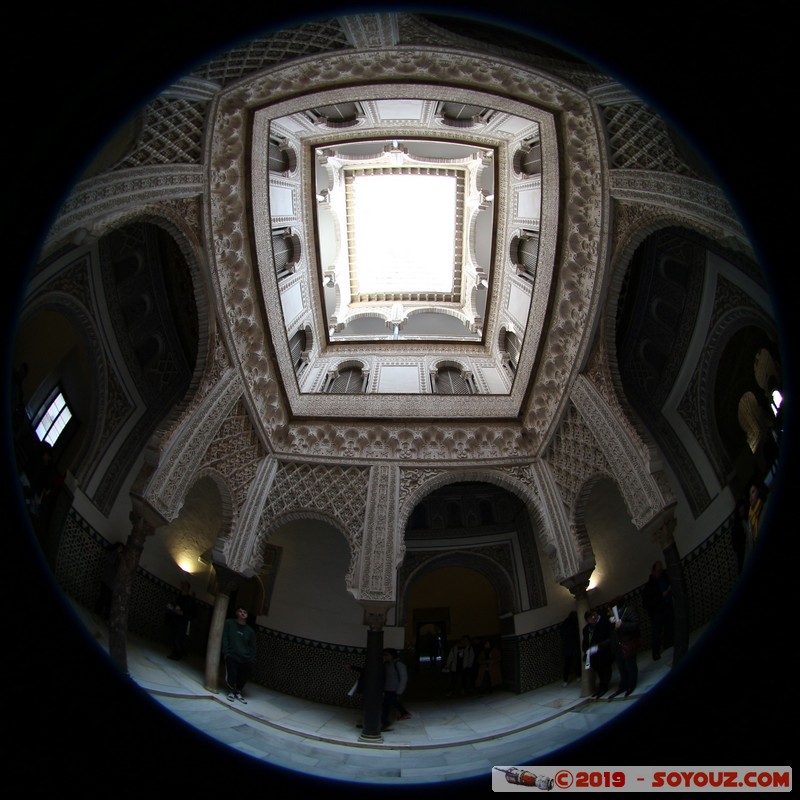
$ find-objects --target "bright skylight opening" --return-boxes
[35,391,72,446]
[352,174,456,294]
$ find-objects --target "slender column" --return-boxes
[108,504,160,673]
[204,565,242,691]
[358,602,393,743]
[651,515,688,665]
[463,370,476,394]
[560,571,593,696]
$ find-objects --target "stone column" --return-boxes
[651,514,688,666]
[560,571,593,697]
[358,602,393,743]
[108,502,161,673]
[352,465,402,741]
[204,565,242,692]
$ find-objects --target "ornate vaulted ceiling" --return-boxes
[207,41,606,456]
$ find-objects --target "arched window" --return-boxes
[135,335,162,371]
[268,138,290,173]
[272,229,295,277]
[328,366,364,393]
[504,331,521,372]
[438,102,492,128]
[434,365,471,394]
[514,142,541,176]
[518,234,538,279]
[307,102,362,128]
[288,328,307,370]
[33,386,74,448]
[509,232,538,281]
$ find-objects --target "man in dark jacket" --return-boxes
[166,580,197,660]
[642,560,674,660]
[582,609,612,697]
[608,597,640,699]
[222,606,257,703]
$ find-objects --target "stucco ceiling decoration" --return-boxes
[206,46,607,460]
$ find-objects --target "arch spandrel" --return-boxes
[249,461,371,592]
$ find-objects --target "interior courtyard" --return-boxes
[5,5,793,795]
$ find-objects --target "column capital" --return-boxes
[358,600,394,631]
[644,506,678,549]
[211,564,245,596]
[559,569,594,597]
[129,496,167,532]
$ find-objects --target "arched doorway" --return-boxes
[404,565,499,699]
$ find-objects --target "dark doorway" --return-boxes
[415,619,447,670]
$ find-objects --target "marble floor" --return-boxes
[73,602,683,790]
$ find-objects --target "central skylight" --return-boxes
[352,173,456,294]
[258,90,547,407]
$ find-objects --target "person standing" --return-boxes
[559,611,581,687]
[166,580,197,660]
[94,541,124,620]
[642,560,674,660]
[381,648,410,730]
[444,635,475,696]
[731,497,750,572]
[475,638,503,695]
[222,606,257,703]
[748,483,767,543]
[582,609,612,698]
[608,598,640,699]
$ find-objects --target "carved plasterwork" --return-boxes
[217,455,278,573]
[527,460,589,579]
[200,397,267,511]
[570,374,672,527]
[583,331,656,469]
[44,165,204,250]
[142,366,244,520]
[251,461,371,589]
[357,464,403,601]
[398,462,587,583]
[603,104,703,177]
[545,402,613,513]
[206,45,605,460]
[339,13,400,49]
[610,170,751,257]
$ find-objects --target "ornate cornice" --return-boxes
[610,169,750,255]
[45,165,204,249]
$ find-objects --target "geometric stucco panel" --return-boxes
[252,461,371,591]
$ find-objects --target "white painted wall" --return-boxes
[265,519,366,645]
